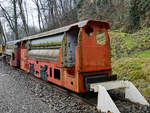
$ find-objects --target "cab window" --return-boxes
[96,30,106,45]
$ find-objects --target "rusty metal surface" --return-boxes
[20,20,112,93]
[22,20,110,41]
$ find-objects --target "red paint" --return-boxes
[11,47,21,67]
[19,20,112,93]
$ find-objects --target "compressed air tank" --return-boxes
[27,33,64,61]
[28,49,59,61]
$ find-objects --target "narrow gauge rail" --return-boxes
[27,71,97,107]
[15,67,150,113]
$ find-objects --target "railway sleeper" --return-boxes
[90,80,150,113]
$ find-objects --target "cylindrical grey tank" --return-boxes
[28,49,59,59]
[27,33,64,61]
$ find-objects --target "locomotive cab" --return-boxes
[78,21,117,90]
[62,20,117,92]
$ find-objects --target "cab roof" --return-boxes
[22,20,110,41]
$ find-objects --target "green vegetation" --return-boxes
[112,58,150,96]
[96,31,106,45]
[132,50,150,58]
[32,42,61,47]
[109,27,150,60]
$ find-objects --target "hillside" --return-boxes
[110,27,150,60]
[112,58,150,97]
[107,27,150,100]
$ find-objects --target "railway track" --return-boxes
[0,61,149,113]
[26,72,97,107]
[18,69,149,113]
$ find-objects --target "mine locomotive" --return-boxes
[3,20,116,92]
[2,20,149,113]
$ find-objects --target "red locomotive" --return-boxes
[3,20,116,93]
[3,20,149,112]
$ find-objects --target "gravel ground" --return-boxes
[0,61,94,113]
[0,60,150,113]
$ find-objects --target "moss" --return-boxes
[108,31,134,59]
[143,87,150,96]
[61,33,67,66]
[132,50,150,58]
[96,33,105,45]
[100,27,150,60]
[32,42,61,47]
[112,58,150,96]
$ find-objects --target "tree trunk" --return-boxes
[18,0,29,36]
[53,0,62,27]
[13,0,19,40]
[0,21,7,44]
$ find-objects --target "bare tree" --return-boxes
[1,0,78,38]
[18,0,29,36]
[0,4,14,32]
[47,0,56,28]
[52,0,62,27]
[0,20,6,44]
[32,0,45,31]
[13,0,19,40]
[39,0,48,27]
[24,1,29,27]
[31,13,36,33]
[0,2,19,40]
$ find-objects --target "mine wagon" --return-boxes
[3,40,21,67]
